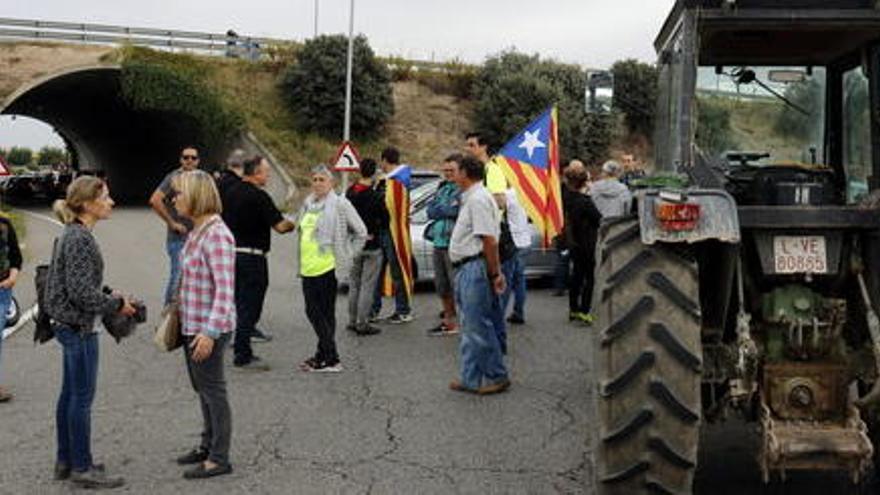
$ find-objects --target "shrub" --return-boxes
[696,97,737,155]
[471,50,613,164]
[117,47,244,149]
[5,146,33,166]
[37,146,67,166]
[279,35,394,140]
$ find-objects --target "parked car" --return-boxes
[409,179,555,283]
[409,169,441,190]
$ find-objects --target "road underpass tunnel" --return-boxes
[2,67,226,204]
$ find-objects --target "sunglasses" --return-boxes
[181,155,199,161]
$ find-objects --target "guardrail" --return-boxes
[0,17,291,56]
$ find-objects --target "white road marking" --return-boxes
[0,209,64,340]
[1,304,37,340]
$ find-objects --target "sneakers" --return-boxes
[299,358,343,373]
[233,356,271,372]
[355,325,382,336]
[427,323,459,336]
[251,329,273,343]
[70,468,125,489]
[367,313,381,324]
[569,311,594,325]
[176,448,209,465]
[387,313,414,324]
[0,386,12,403]
[449,379,477,394]
[506,315,525,325]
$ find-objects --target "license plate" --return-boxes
[773,236,827,274]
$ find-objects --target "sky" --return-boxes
[0,0,677,149]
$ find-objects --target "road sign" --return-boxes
[0,156,9,176]
[333,141,361,172]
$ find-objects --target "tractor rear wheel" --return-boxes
[590,218,703,494]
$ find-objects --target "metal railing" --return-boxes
[0,17,291,55]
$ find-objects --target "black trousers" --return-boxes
[569,248,595,313]
[302,270,338,364]
[233,253,268,365]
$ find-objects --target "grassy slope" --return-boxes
[205,59,473,186]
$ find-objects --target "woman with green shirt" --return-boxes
[295,165,368,372]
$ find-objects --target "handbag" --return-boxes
[154,216,219,352]
[153,301,182,351]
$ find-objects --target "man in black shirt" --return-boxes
[216,149,245,202]
[223,156,295,370]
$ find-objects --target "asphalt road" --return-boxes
[0,207,868,494]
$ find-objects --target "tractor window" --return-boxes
[696,67,826,166]
[843,66,871,203]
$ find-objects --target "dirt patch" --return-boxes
[383,81,473,169]
[0,42,113,103]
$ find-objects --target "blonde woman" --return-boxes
[46,176,136,489]
[172,170,236,479]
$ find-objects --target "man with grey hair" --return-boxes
[590,160,633,218]
[216,148,246,201]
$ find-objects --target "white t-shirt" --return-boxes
[504,189,532,249]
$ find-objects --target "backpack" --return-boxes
[499,214,517,263]
[33,238,58,344]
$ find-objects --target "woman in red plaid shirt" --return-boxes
[172,170,236,480]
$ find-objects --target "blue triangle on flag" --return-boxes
[498,107,553,169]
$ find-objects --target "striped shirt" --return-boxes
[179,216,236,338]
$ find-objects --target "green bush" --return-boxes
[697,97,737,154]
[37,146,67,166]
[472,51,613,164]
[611,59,658,138]
[117,47,244,149]
[279,35,394,140]
[5,146,33,166]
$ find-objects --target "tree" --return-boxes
[696,97,737,155]
[6,146,33,166]
[37,146,67,166]
[279,34,394,139]
[774,78,823,142]
[471,51,612,164]
[611,59,658,138]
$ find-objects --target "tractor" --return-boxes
[591,1,880,493]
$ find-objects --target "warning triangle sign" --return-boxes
[0,155,9,176]
[332,141,361,172]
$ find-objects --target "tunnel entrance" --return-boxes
[1,67,226,203]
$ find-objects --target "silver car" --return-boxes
[409,179,556,283]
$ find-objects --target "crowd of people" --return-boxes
[0,136,642,489]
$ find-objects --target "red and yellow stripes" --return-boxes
[496,106,563,248]
[381,178,414,300]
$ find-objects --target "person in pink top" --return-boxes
[172,170,236,480]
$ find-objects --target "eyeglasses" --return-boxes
[181,155,199,161]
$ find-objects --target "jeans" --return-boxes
[371,232,410,316]
[455,259,508,390]
[233,254,268,365]
[184,333,231,465]
[55,327,99,472]
[303,270,339,364]
[164,238,185,305]
[570,248,596,313]
[0,287,11,383]
[348,249,382,328]
[501,249,526,320]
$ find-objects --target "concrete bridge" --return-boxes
[0,42,292,204]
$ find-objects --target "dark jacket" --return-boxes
[564,186,602,256]
[45,222,122,333]
[0,216,22,280]
[346,182,388,251]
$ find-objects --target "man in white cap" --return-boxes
[590,160,633,218]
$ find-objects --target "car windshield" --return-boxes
[410,179,440,224]
[696,66,826,166]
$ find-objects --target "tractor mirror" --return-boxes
[769,69,807,84]
[586,71,614,114]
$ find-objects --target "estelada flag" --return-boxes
[380,165,414,301]
[490,106,563,247]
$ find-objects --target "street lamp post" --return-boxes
[342,0,355,189]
